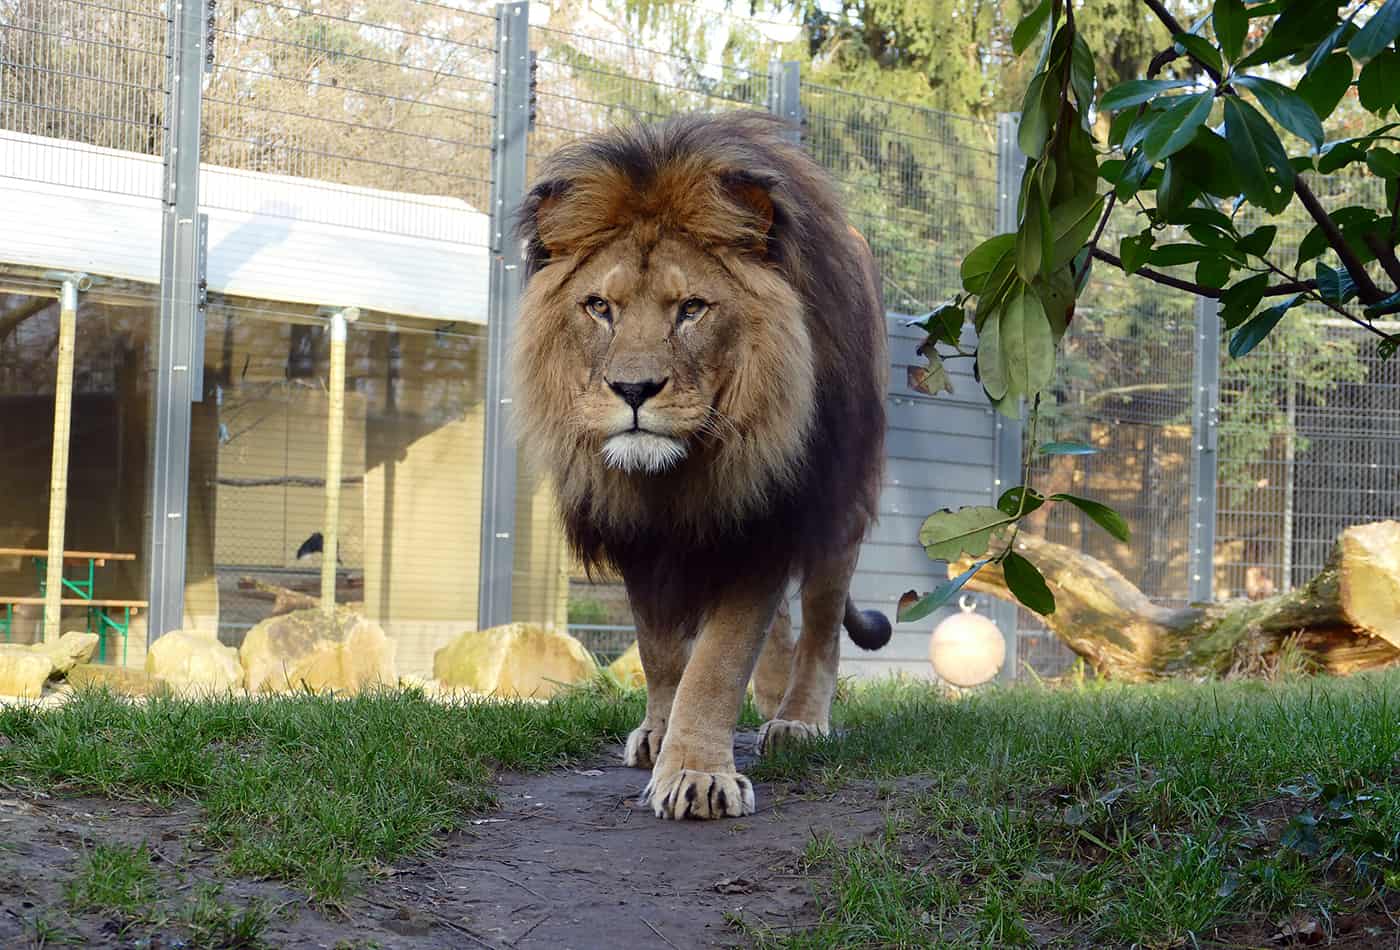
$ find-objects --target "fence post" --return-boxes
[1188,296,1221,603]
[991,112,1026,681]
[148,0,210,643]
[478,1,531,630]
[767,61,802,140]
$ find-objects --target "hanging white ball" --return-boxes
[929,596,1006,687]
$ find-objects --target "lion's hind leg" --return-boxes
[756,550,857,754]
[750,598,795,721]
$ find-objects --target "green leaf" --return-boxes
[1049,493,1131,542]
[1196,255,1233,289]
[1155,158,1192,218]
[1143,93,1215,163]
[1004,552,1056,616]
[1229,294,1301,357]
[1220,273,1270,329]
[1000,288,1056,397]
[1039,440,1098,455]
[1297,53,1353,121]
[1318,141,1367,174]
[910,303,967,347]
[996,486,1046,517]
[1173,32,1224,75]
[1019,73,1055,158]
[1071,33,1096,110]
[1214,0,1248,61]
[1238,0,1342,68]
[1013,0,1052,55]
[1148,243,1213,266]
[1357,51,1400,114]
[961,234,1016,294]
[1119,231,1154,274]
[1017,177,1050,281]
[1047,193,1106,272]
[1234,76,1325,150]
[1364,289,1400,318]
[1100,78,1198,112]
[1368,147,1400,178]
[897,560,988,623]
[919,506,1011,561]
[1052,489,1125,542]
[977,310,1009,401]
[1380,335,1400,360]
[1350,0,1400,62]
[1315,261,1357,304]
[1223,96,1296,214]
[1032,267,1076,341]
[1238,225,1278,257]
[1297,206,1380,264]
[1171,127,1242,200]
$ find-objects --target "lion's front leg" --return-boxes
[623,630,689,769]
[643,587,780,820]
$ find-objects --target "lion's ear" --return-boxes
[722,171,777,251]
[517,178,571,274]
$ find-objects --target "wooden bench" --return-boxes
[0,547,136,601]
[0,597,147,665]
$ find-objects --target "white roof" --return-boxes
[0,130,490,324]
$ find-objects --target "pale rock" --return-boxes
[240,608,397,694]
[66,663,154,696]
[608,641,646,688]
[0,644,55,698]
[35,631,100,674]
[146,630,242,696]
[434,623,597,699]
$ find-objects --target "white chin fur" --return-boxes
[602,432,687,473]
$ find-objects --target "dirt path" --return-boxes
[0,732,899,948]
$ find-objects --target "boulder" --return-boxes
[35,631,100,674]
[434,623,597,699]
[146,630,242,696]
[67,663,155,696]
[608,641,646,688]
[240,608,397,694]
[0,644,54,698]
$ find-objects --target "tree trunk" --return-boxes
[951,521,1400,679]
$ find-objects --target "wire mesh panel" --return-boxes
[200,0,498,236]
[0,0,167,197]
[1018,203,1198,676]
[799,82,1000,315]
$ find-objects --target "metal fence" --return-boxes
[4,0,1399,677]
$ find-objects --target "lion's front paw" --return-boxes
[623,723,665,768]
[642,767,755,820]
[757,718,828,754]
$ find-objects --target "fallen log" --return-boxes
[951,520,1400,679]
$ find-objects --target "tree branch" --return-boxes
[1294,177,1386,304]
[1141,0,1224,84]
[1362,232,1400,290]
[1090,248,1315,299]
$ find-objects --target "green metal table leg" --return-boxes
[2,603,10,642]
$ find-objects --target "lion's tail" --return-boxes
[843,597,892,651]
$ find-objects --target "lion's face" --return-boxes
[516,227,814,486]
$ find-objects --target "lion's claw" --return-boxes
[623,725,665,768]
[643,767,755,819]
[756,718,827,754]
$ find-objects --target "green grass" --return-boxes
[64,842,157,916]
[0,682,643,902]
[180,884,271,949]
[743,671,1400,948]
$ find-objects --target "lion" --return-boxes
[511,111,892,820]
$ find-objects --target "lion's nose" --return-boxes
[609,377,667,410]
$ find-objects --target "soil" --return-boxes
[0,732,901,949]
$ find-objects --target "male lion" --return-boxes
[511,111,891,820]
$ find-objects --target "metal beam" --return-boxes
[148,0,209,642]
[768,61,802,141]
[478,1,531,630]
[991,112,1027,681]
[1188,296,1221,603]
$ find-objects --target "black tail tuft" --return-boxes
[843,597,892,651]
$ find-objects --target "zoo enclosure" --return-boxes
[2,0,1397,678]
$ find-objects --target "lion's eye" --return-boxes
[678,297,708,321]
[584,296,612,321]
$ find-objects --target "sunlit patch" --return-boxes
[602,432,688,473]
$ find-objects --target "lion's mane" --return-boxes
[511,111,887,636]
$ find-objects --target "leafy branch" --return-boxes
[903,0,1400,622]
